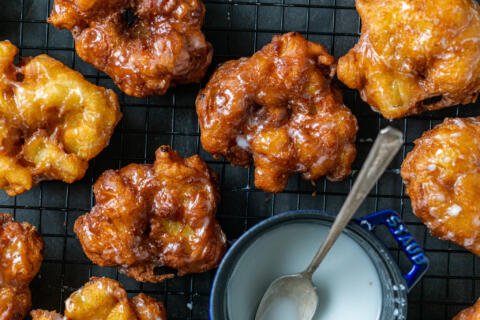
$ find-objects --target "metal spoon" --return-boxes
[255,126,404,320]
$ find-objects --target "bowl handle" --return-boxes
[358,210,429,291]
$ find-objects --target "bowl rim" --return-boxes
[210,210,409,320]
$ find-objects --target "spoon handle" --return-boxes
[302,126,404,278]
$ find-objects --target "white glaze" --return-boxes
[226,222,382,320]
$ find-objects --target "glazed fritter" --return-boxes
[196,32,358,193]
[49,0,213,97]
[30,311,64,320]
[0,41,121,196]
[337,0,480,119]
[0,213,44,319]
[74,146,226,283]
[453,299,480,320]
[401,117,480,255]
[31,277,167,320]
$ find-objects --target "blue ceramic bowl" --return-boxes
[210,210,429,320]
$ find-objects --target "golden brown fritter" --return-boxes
[196,32,358,193]
[338,0,480,119]
[49,0,213,97]
[454,299,480,320]
[30,311,64,320]
[31,277,167,320]
[74,146,226,283]
[401,117,480,255]
[0,213,44,320]
[0,41,121,196]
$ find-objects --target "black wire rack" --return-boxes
[1,0,480,319]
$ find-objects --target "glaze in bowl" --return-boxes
[210,210,429,320]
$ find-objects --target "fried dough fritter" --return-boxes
[74,146,226,283]
[31,277,167,320]
[0,41,121,196]
[454,299,480,320]
[0,213,44,319]
[401,117,480,255]
[30,311,65,320]
[196,32,358,193]
[49,0,213,97]
[337,0,480,119]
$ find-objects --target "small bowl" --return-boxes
[210,210,429,320]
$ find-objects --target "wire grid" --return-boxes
[1,0,480,319]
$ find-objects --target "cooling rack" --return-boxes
[1,0,479,319]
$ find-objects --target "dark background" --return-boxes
[1,0,479,319]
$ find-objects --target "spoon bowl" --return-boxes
[254,274,317,320]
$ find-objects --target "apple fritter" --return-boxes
[31,277,167,320]
[338,0,480,119]
[401,117,480,255]
[49,0,213,97]
[30,311,65,320]
[74,146,226,283]
[0,41,121,196]
[453,299,480,320]
[0,213,44,319]
[196,32,358,193]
